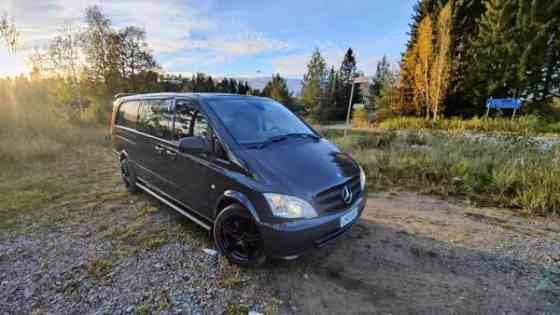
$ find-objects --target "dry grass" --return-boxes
[323,129,560,216]
[375,115,558,135]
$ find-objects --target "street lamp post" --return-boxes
[344,76,369,137]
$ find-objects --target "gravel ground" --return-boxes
[0,193,279,314]
[1,148,559,314]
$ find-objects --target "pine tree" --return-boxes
[324,67,339,119]
[469,0,518,109]
[262,74,295,110]
[333,48,362,121]
[369,56,392,111]
[301,49,327,119]
[515,0,560,105]
[445,0,486,116]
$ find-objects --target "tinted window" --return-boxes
[173,99,195,140]
[117,101,139,128]
[173,99,209,140]
[138,99,173,139]
[207,98,314,144]
[193,112,209,138]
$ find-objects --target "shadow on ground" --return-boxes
[263,218,559,314]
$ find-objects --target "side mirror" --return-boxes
[178,137,211,154]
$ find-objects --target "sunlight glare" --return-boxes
[0,48,27,77]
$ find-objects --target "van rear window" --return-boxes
[117,101,139,128]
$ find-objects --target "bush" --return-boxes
[352,107,369,128]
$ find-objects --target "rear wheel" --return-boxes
[120,159,139,194]
[214,204,266,267]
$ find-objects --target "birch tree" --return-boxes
[0,11,19,54]
[416,15,433,119]
[430,2,452,121]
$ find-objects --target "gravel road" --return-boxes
[1,152,559,314]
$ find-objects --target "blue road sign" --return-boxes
[486,98,522,110]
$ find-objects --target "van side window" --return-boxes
[138,99,173,139]
[174,100,196,140]
[117,101,139,128]
[173,100,209,140]
[193,112,209,138]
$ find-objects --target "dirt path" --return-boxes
[267,192,560,314]
[1,148,559,314]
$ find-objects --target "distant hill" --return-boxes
[237,77,303,96]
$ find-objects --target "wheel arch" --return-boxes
[214,190,261,223]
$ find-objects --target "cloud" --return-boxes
[359,55,400,75]
[271,47,401,78]
[186,33,288,56]
[271,48,345,77]
[162,32,289,72]
[1,0,290,75]
[0,0,212,54]
[99,0,212,54]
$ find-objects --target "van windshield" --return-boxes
[207,98,316,145]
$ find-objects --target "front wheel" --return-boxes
[213,204,266,267]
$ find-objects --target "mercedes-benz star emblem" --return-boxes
[342,185,353,205]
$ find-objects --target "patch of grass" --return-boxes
[327,130,560,216]
[87,258,113,280]
[264,297,284,315]
[136,304,150,315]
[113,246,138,258]
[141,236,169,251]
[138,205,160,217]
[376,115,557,135]
[0,124,115,231]
[110,224,141,241]
[218,266,243,288]
[227,303,249,315]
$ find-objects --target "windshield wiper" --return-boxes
[256,133,320,149]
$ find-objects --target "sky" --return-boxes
[0,0,416,78]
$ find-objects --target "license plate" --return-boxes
[340,207,358,228]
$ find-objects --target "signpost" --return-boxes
[485,98,522,118]
[344,76,369,137]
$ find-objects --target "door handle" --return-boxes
[154,145,164,154]
[165,149,177,158]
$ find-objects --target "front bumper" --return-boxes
[258,197,367,258]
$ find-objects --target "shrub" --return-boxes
[352,107,369,128]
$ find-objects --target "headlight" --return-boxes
[360,166,367,190]
[264,193,318,219]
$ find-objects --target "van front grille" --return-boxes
[314,176,361,213]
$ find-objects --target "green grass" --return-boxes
[375,115,559,135]
[87,258,113,280]
[0,120,113,230]
[323,129,560,216]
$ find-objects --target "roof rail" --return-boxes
[114,93,136,100]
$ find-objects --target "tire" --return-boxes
[120,159,139,194]
[213,204,266,267]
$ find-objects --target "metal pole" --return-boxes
[344,82,355,137]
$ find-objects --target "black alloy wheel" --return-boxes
[214,204,266,267]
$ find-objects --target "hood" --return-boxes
[239,138,360,200]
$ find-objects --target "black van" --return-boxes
[111,93,367,266]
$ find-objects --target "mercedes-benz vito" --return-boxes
[111,93,367,266]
